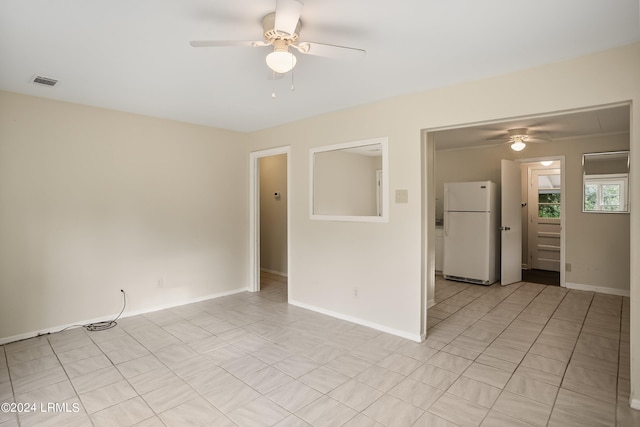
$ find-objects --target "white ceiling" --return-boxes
[1,1,639,132]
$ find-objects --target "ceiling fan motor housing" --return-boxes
[508,128,529,139]
[262,12,301,43]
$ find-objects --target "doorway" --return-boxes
[521,160,563,285]
[422,103,630,333]
[500,158,565,287]
[249,147,290,296]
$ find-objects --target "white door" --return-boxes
[501,159,522,285]
[529,168,561,271]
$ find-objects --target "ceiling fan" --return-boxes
[189,0,366,75]
[488,128,551,151]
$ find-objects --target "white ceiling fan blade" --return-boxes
[189,40,268,48]
[274,0,303,36]
[484,135,514,142]
[528,136,552,142]
[484,135,551,143]
[295,42,365,60]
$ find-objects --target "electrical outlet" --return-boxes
[565,263,572,272]
[157,278,164,288]
[353,288,358,297]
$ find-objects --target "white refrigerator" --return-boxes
[443,181,499,285]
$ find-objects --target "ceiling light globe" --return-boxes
[510,141,526,151]
[266,51,297,74]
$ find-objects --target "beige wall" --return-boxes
[259,154,287,275]
[0,91,249,342]
[247,43,640,398]
[314,151,381,216]
[435,134,630,292]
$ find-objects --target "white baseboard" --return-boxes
[564,282,630,297]
[288,299,422,343]
[260,268,288,278]
[427,299,436,308]
[0,287,247,346]
[121,287,248,319]
[630,397,640,410]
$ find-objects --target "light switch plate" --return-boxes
[395,189,408,203]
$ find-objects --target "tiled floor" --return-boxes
[1,272,639,426]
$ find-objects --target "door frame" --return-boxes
[421,102,633,404]
[519,156,566,286]
[249,146,291,294]
[422,126,574,336]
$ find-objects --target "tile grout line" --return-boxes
[452,283,554,427]
[46,333,99,427]
[113,299,313,425]
[421,282,534,424]
[540,290,596,426]
[2,344,22,427]
[83,327,160,425]
[44,324,175,424]
[127,306,271,422]
[9,336,80,426]
[216,289,384,425]
[429,283,579,427]
[615,295,624,427]
[109,317,242,424]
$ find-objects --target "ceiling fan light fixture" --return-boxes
[266,51,296,73]
[510,139,526,151]
[266,40,297,73]
[509,133,528,151]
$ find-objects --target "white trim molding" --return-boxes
[565,282,630,297]
[249,146,291,294]
[309,137,389,223]
[630,397,640,410]
[0,287,247,346]
[260,268,288,278]
[289,299,422,343]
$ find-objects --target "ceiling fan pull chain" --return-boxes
[272,71,277,98]
[290,67,295,92]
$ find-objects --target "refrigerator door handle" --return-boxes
[445,211,449,236]
[444,187,449,236]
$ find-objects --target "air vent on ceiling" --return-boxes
[32,76,58,87]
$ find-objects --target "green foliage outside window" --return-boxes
[538,192,561,218]
[602,184,621,210]
[584,182,622,212]
[584,184,598,211]
[539,193,560,204]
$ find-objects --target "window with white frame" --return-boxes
[583,174,628,212]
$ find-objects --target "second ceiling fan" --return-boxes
[488,128,551,151]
